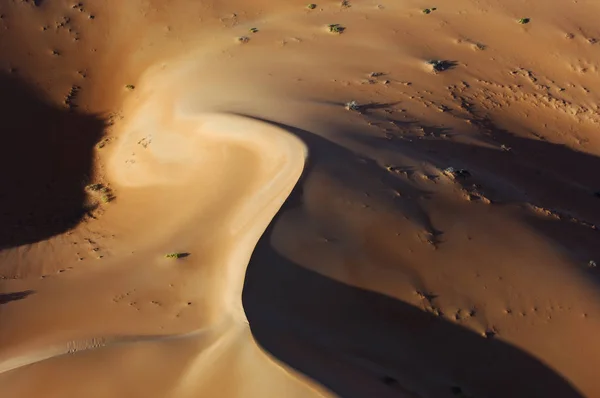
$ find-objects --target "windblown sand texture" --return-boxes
[1,1,600,397]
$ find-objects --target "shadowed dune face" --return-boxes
[245,245,584,398]
[243,125,586,398]
[0,75,104,249]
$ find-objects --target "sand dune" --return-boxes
[1,0,600,397]
[0,107,320,395]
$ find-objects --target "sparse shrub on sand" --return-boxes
[165,252,189,259]
[422,7,437,14]
[483,329,497,338]
[345,100,360,111]
[341,0,350,8]
[443,167,471,179]
[86,183,104,192]
[307,3,317,9]
[238,36,250,43]
[96,138,109,149]
[86,183,114,203]
[328,24,345,34]
[125,84,135,90]
[517,18,530,24]
[427,59,454,72]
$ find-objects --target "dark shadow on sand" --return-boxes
[0,290,34,305]
[0,74,104,251]
[244,218,583,398]
[242,119,584,398]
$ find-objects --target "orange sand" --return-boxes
[1,1,600,397]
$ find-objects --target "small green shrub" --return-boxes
[101,194,112,203]
[345,100,360,111]
[427,59,455,72]
[328,24,345,34]
[165,252,188,259]
[86,183,104,192]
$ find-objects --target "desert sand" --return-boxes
[1,0,600,397]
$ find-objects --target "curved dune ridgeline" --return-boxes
[1,1,600,397]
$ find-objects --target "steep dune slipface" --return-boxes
[1,1,600,397]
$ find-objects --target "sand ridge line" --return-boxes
[0,113,308,378]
